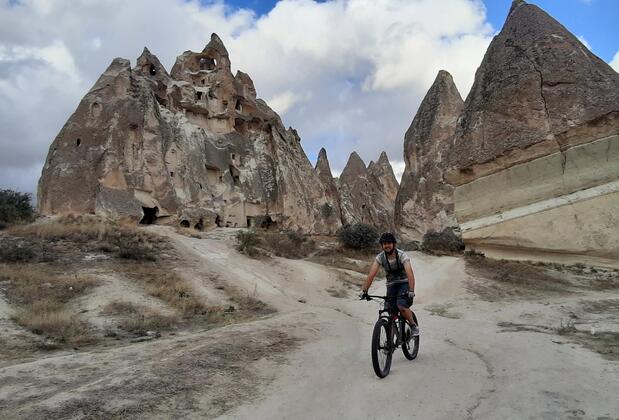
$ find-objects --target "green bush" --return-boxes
[0,241,36,263]
[338,223,379,249]
[0,189,35,225]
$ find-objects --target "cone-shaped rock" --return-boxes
[338,152,396,231]
[447,0,619,184]
[38,34,339,233]
[395,70,463,240]
[447,1,619,267]
[369,151,399,203]
[314,148,343,227]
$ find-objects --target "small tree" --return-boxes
[338,223,379,249]
[0,189,35,226]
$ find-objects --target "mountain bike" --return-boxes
[362,293,419,378]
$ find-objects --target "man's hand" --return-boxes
[359,290,369,300]
[408,290,415,301]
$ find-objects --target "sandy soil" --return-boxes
[1,227,618,419]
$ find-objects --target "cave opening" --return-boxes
[194,218,204,231]
[140,206,158,225]
[180,220,190,228]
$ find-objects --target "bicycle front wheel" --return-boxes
[371,318,393,378]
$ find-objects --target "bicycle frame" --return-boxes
[366,294,409,351]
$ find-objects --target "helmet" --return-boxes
[379,232,397,244]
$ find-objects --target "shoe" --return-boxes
[410,324,420,337]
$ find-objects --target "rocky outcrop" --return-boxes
[368,152,399,203]
[338,151,398,232]
[38,34,341,233]
[314,148,343,228]
[395,70,463,240]
[446,0,619,267]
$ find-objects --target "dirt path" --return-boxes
[1,227,617,419]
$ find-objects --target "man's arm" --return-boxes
[404,260,416,292]
[361,261,380,292]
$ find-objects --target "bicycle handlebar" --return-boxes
[362,293,409,301]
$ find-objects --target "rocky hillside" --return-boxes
[338,151,398,232]
[395,70,463,241]
[444,0,619,267]
[38,34,344,234]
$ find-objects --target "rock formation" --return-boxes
[314,148,343,228]
[38,34,341,233]
[446,0,619,267]
[395,70,463,240]
[338,151,398,232]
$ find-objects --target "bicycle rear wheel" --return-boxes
[402,315,420,360]
[371,318,393,378]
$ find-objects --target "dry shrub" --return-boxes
[0,265,97,305]
[14,299,94,345]
[103,301,177,333]
[236,229,315,259]
[0,265,97,346]
[121,265,207,318]
[0,241,37,263]
[236,230,263,258]
[9,214,167,261]
[421,227,464,254]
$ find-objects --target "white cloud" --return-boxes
[577,35,591,50]
[610,51,619,72]
[0,0,494,196]
[266,90,301,115]
[391,161,405,183]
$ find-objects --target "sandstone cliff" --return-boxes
[38,34,340,233]
[447,0,619,267]
[338,151,398,232]
[395,70,463,240]
[314,148,343,228]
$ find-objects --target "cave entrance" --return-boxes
[140,206,159,225]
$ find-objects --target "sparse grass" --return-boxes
[498,320,619,361]
[309,246,375,275]
[464,254,572,301]
[7,214,169,261]
[14,299,95,346]
[0,240,37,263]
[103,301,178,334]
[120,264,208,318]
[0,265,97,306]
[236,229,315,259]
[0,265,98,346]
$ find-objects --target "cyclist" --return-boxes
[360,232,419,336]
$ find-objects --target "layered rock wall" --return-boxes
[446,0,619,267]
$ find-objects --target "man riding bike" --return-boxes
[360,232,420,336]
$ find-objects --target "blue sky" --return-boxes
[220,0,618,61]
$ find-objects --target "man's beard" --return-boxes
[385,247,396,256]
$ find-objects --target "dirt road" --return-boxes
[1,228,617,419]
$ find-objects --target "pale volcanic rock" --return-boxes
[447,0,619,185]
[395,70,463,240]
[338,152,397,232]
[446,0,619,267]
[38,34,339,233]
[368,152,399,203]
[314,148,343,227]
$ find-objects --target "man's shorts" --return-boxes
[386,281,411,312]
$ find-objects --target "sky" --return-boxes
[0,0,617,197]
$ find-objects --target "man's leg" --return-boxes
[398,307,417,326]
